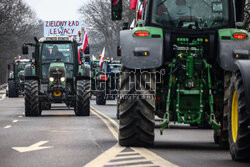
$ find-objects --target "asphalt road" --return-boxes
[0,93,249,167]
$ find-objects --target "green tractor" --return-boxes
[112,0,250,161]
[7,58,32,97]
[22,36,91,116]
[95,59,121,105]
[90,59,100,95]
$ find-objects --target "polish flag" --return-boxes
[113,0,120,5]
[99,47,105,68]
[78,48,81,63]
[81,29,89,53]
[130,0,137,10]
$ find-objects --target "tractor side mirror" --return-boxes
[22,45,29,55]
[84,45,90,54]
[122,22,129,30]
[8,64,10,70]
[111,0,122,20]
[32,52,35,59]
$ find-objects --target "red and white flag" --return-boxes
[81,28,89,53]
[99,47,105,68]
[130,0,137,10]
[113,0,120,5]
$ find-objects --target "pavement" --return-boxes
[0,93,249,167]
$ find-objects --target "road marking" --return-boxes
[50,130,69,133]
[13,120,18,123]
[22,112,24,115]
[91,107,118,140]
[12,141,53,153]
[88,107,178,167]
[18,116,23,118]
[0,94,6,101]
[4,125,11,129]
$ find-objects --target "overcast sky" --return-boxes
[23,0,87,21]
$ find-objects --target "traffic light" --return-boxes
[111,0,122,20]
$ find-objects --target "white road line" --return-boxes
[91,106,119,127]
[4,125,11,129]
[13,120,18,123]
[0,94,6,101]
[18,116,23,118]
[12,141,53,153]
[91,108,118,141]
[105,159,152,166]
[84,144,123,167]
[87,106,178,167]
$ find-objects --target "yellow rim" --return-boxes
[53,90,62,97]
[231,91,238,143]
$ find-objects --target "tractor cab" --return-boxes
[150,0,232,30]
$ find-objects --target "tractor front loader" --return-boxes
[112,0,250,161]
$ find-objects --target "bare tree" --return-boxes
[78,0,135,58]
[0,0,42,84]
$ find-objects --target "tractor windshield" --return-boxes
[41,43,74,78]
[151,0,229,29]
[16,62,29,72]
[92,61,100,69]
[109,64,121,73]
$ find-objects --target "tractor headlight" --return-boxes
[60,77,65,82]
[49,77,54,82]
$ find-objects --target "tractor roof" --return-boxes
[39,36,75,43]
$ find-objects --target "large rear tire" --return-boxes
[228,71,250,161]
[8,80,18,97]
[119,66,155,146]
[75,80,90,116]
[25,80,41,117]
[96,83,106,105]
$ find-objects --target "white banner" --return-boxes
[44,21,82,40]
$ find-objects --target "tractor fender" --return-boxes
[82,65,91,78]
[234,60,250,114]
[218,34,250,72]
[77,65,91,80]
[24,64,37,80]
[120,30,163,69]
[24,64,33,77]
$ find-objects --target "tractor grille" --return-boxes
[18,72,25,81]
[49,66,65,82]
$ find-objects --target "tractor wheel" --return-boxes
[75,80,90,116]
[228,71,250,161]
[116,98,120,120]
[96,84,106,105]
[8,80,18,97]
[119,66,155,146]
[25,80,41,117]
